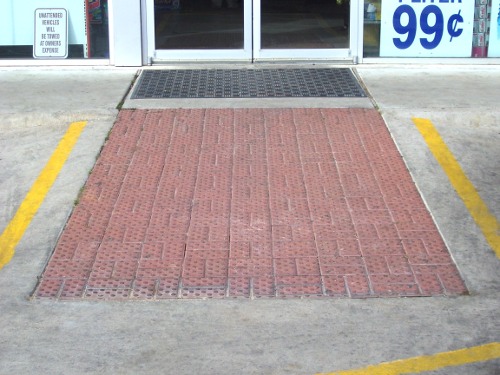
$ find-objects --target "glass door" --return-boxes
[254,0,356,61]
[146,0,357,62]
[147,0,253,61]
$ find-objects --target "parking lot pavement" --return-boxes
[0,66,499,375]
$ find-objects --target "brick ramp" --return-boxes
[34,108,467,300]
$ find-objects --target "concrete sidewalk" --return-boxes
[0,65,499,374]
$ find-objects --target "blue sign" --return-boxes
[380,0,474,57]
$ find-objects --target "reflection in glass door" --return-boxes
[147,0,356,62]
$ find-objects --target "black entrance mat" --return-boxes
[131,68,366,99]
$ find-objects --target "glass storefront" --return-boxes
[363,0,500,59]
[0,0,109,59]
[1,0,499,64]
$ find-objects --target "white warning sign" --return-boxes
[34,8,68,59]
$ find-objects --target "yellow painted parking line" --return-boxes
[317,342,500,375]
[412,118,500,259]
[0,121,87,270]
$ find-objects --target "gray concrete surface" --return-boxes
[0,65,499,375]
[356,65,500,296]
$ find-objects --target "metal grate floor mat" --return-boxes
[131,68,367,99]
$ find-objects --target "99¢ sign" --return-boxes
[380,0,474,57]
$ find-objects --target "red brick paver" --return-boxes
[34,108,467,299]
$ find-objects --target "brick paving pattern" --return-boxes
[34,108,467,299]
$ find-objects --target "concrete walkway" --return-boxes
[0,65,499,374]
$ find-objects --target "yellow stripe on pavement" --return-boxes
[0,121,87,270]
[318,342,500,375]
[412,118,500,259]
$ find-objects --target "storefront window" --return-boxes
[363,0,500,58]
[363,0,381,57]
[0,0,109,59]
